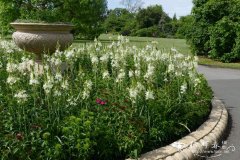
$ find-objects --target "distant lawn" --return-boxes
[198,56,240,69]
[98,34,191,54]
[99,34,240,69]
[73,34,190,54]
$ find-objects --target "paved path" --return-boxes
[198,65,240,160]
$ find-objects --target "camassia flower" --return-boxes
[102,70,110,79]
[6,62,18,73]
[144,64,155,80]
[7,76,19,85]
[55,72,63,82]
[43,81,53,94]
[61,80,69,90]
[128,87,138,103]
[65,50,74,60]
[82,80,93,100]
[29,73,39,85]
[128,70,133,78]
[54,90,61,97]
[91,55,99,64]
[180,83,187,94]
[145,90,155,100]
[100,54,109,62]
[116,69,125,83]
[14,90,28,103]
[193,78,201,88]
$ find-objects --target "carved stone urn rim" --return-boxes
[11,22,74,57]
[10,22,74,32]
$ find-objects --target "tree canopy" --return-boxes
[0,0,107,39]
[186,0,240,62]
[103,4,178,38]
[103,8,136,35]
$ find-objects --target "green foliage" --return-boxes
[134,5,175,38]
[232,29,240,61]
[0,1,19,35]
[103,8,136,36]
[0,0,107,39]
[187,0,240,62]
[61,110,96,159]
[209,17,237,62]
[135,26,163,37]
[61,0,107,39]
[103,4,179,38]
[176,15,194,39]
[136,5,166,28]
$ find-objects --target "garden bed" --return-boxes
[0,37,212,159]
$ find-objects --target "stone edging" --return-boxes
[131,97,228,160]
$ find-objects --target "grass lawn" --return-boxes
[198,56,240,69]
[99,34,240,69]
[73,34,190,55]
[99,34,191,54]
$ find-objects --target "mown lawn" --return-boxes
[98,34,240,69]
[73,34,191,55]
[198,56,240,69]
[99,34,191,54]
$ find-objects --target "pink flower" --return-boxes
[96,98,101,104]
[96,98,107,105]
[100,101,106,105]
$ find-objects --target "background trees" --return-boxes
[103,4,178,38]
[103,8,136,36]
[0,0,180,39]
[0,0,107,39]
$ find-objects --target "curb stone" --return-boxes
[127,97,228,160]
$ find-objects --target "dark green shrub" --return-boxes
[231,29,240,61]
[135,26,164,37]
[209,17,237,62]
[187,0,240,62]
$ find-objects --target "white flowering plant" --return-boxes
[0,37,212,159]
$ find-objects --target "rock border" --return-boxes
[133,97,228,160]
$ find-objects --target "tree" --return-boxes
[135,5,172,37]
[209,17,237,62]
[0,0,20,35]
[176,15,194,39]
[0,0,107,39]
[120,0,143,13]
[103,8,136,36]
[187,0,240,62]
[136,5,170,29]
[60,0,107,39]
[172,13,177,21]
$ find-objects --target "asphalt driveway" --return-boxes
[198,65,240,160]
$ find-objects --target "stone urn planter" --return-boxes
[10,22,74,60]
